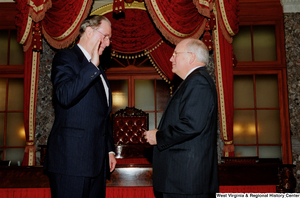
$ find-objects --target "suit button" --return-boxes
[90,72,98,79]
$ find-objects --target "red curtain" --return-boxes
[104,9,175,82]
[42,0,93,49]
[17,0,93,50]
[213,22,234,157]
[213,0,239,157]
[107,9,161,53]
[15,0,93,166]
[21,47,39,166]
[215,0,239,43]
[144,0,210,45]
[149,42,174,82]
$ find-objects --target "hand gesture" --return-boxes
[90,38,102,66]
[144,129,158,145]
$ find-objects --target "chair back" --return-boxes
[112,107,151,159]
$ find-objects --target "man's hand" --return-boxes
[90,38,102,66]
[144,129,158,145]
[109,153,116,172]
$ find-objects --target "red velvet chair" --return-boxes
[112,107,152,164]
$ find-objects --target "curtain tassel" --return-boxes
[203,21,213,51]
[210,12,216,30]
[32,22,42,52]
[113,0,125,14]
[22,142,36,166]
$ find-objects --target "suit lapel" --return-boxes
[98,66,112,116]
[158,78,185,129]
[73,44,88,64]
[73,44,112,116]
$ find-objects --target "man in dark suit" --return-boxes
[144,38,219,198]
[44,15,116,198]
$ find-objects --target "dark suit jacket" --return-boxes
[45,44,115,178]
[153,67,219,195]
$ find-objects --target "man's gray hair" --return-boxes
[185,39,209,65]
[79,15,111,38]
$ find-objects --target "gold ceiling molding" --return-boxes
[91,1,146,15]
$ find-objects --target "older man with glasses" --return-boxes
[144,38,219,198]
[44,15,116,198]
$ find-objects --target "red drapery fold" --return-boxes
[22,47,38,166]
[15,0,33,52]
[215,0,239,43]
[42,0,93,49]
[28,0,52,22]
[106,9,162,54]
[15,0,93,166]
[193,0,213,18]
[144,0,209,45]
[213,0,239,157]
[213,1,239,157]
[103,8,175,82]
[148,41,174,82]
[213,23,234,157]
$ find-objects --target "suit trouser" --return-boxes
[48,167,106,198]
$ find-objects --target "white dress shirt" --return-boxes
[184,66,204,80]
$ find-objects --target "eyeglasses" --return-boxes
[93,29,111,42]
[172,51,192,58]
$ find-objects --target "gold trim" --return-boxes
[147,53,169,84]
[219,0,234,36]
[213,5,227,140]
[28,147,34,166]
[29,0,46,12]
[52,0,89,40]
[198,0,210,7]
[29,52,38,142]
[224,141,233,144]
[26,142,34,146]
[91,1,146,15]
[110,40,171,84]
[20,17,32,45]
[92,1,198,38]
